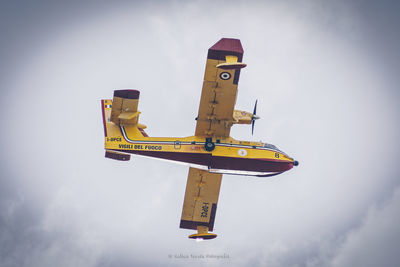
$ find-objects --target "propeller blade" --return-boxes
[253,99,258,116]
[251,99,258,135]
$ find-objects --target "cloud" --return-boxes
[330,186,400,267]
[0,1,399,267]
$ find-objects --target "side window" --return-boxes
[174,141,181,149]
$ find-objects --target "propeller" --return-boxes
[251,99,260,135]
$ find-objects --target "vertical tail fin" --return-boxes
[101,99,131,161]
[101,99,123,138]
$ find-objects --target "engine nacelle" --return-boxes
[232,110,254,124]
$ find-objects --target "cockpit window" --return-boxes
[264,143,281,152]
[262,143,289,157]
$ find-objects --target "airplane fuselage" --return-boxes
[105,126,296,177]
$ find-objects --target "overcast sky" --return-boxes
[1,1,400,266]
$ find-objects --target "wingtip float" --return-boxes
[101,38,298,240]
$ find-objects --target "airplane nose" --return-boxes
[293,160,299,166]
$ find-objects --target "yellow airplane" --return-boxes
[101,38,298,240]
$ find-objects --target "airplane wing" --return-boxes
[195,38,246,138]
[180,39,245,239]
[180,167,222,235]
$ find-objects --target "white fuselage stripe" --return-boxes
[120,126,285,154]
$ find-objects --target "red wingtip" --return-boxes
[207,38,244,62]
[209,38,244,54]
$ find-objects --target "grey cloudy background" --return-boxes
[1,0,399,266]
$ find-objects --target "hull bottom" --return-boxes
[110,149,292,177]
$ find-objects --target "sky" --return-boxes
[1,0,400,266]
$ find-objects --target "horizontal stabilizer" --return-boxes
[110,89,141,126]
[118,111,140,121]
[105,151,131,161]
